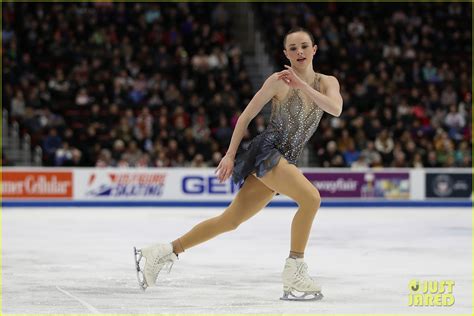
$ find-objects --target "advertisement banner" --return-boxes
[2,171,73,199]
[304,171,410,199]
[74,169,168,200]
[73,168,268,201]
[2,168,471,205]
[426,173,472,198]
[74,169,411,201]
[304,173,362,198]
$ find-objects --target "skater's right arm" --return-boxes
[215,73,283,183]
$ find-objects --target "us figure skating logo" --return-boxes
[86,172,166,197]
[408,279,455,306]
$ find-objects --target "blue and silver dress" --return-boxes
[232,73,325,185]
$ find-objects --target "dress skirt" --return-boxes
[231,130,283,185]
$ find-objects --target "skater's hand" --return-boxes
[215,154,234,183]
[277,65,306,89]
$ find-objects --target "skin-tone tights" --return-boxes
[172,157,321,259]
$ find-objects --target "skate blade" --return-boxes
[280,291,323,301]
[133,247,148,291]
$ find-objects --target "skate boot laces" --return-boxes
[296,262,313,285]
[293,261,317,289]
[297,262,310,279]
[160,254,176,274]
[151,252,177,276]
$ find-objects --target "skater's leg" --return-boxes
[255,157,323,300]
[174,173,276,253]
[254,157,321,255]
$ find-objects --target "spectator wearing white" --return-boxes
[444,104,466,131]
[11,90,26,118]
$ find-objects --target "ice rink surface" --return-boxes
[2,206,472,314]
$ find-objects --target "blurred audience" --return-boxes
[3,2,471,168]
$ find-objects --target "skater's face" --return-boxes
[283,32,317,68]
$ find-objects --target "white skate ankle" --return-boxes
[280,258,323,301]
[133,243,177,291]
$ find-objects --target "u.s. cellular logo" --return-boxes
[408,279,455,307]
[86,173,166,197]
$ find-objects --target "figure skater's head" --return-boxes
[283,27,317,69]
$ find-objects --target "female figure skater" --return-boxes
[134,27,343,301]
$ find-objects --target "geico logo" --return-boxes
[182,176,240,194]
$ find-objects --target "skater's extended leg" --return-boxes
[134,173,276,290]
[255,157,321,255]
[174,173,276,253]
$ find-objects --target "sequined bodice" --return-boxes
[266,73,324,164]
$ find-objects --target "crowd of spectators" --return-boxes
[2,2,472,169]
[256,2,471,168]
[3,2,254,167]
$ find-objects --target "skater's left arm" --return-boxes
[299,75,343,117]
[279,66,343,117]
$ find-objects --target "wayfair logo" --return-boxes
[408,279,455,306]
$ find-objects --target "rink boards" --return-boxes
[2,167,472,207]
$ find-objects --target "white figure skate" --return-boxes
[280,257,323,301]
[133,243,177,291]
